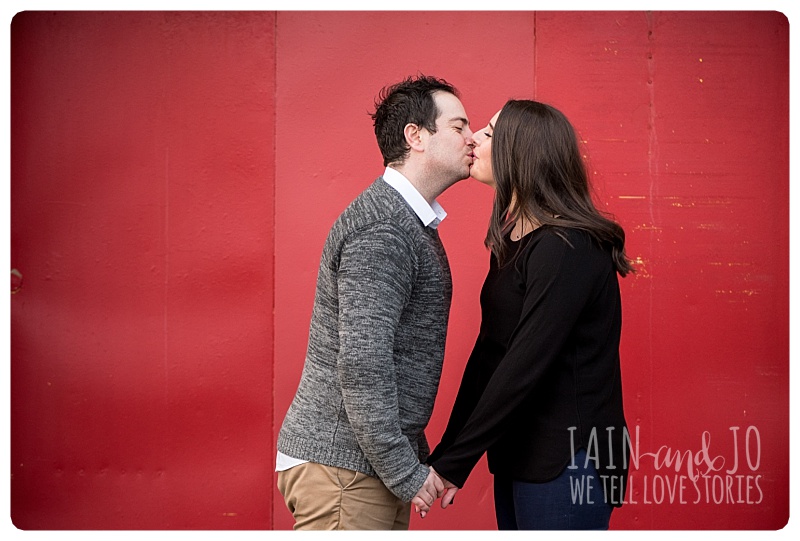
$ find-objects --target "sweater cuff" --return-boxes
[389,462,431,502]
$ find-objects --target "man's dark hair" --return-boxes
[371,75,459,166]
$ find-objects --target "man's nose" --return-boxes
[464,128,475,146]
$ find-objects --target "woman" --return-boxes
[426,100,632,530]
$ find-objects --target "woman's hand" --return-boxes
[431,467,459,508]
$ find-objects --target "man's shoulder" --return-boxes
[334,178,419,236]
[348,177,403,212]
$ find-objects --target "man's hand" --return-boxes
[411,467,445,518]
[432,468,459,509]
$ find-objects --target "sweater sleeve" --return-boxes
[429,230,600,487]
[335,222,429,502]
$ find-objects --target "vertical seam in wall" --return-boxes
[532,11,537,98]
[161,13,172,493]
[269,10,278,531]
[645,14,657,524]
[163,147,170,420]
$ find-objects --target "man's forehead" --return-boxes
[446,115,470,126]
[433,92,469,124]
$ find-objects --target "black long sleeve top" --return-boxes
[428,225,628,506]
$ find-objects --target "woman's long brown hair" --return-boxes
[486,100,632,276]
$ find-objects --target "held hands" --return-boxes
[411,468,442,518]
[411,467,460,518]
[439,471,459,509]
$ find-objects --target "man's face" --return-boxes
[422,91,474,182]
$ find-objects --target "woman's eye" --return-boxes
[484,131,492,138]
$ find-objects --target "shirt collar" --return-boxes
[381,167,447,229]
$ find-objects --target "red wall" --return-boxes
[10,11,789,530]
[11,12,276,529]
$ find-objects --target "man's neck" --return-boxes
[391,164,441,205]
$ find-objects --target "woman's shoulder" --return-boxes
[526,224,583,250]
[525,225,610,268]
[532,224,595,245]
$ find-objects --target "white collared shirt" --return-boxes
[275,168,448,473]
[381,166,447,229]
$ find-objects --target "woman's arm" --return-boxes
[430,230,602,487]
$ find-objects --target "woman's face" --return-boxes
[470,110,501,188]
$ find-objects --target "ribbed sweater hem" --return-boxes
[277,432,428,502]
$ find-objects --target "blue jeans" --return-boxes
[494,449,613,530]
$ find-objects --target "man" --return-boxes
[276,75,474,530]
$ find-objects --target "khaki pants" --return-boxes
[277,462,411,530]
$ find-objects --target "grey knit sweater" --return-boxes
[277,177,452,502]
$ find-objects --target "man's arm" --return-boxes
[417,431,430,463]
[336,223,429,502]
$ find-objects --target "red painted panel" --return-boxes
[10,12,276,529]
[534,12,789,529]
[273,10,535,531]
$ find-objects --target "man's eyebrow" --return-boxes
[449,116,470,126]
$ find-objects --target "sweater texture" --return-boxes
[277,178,452,502]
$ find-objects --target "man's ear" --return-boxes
[404,123,425,152]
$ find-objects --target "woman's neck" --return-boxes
[510,214,542,241]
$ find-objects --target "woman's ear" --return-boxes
[404,123,425,152]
